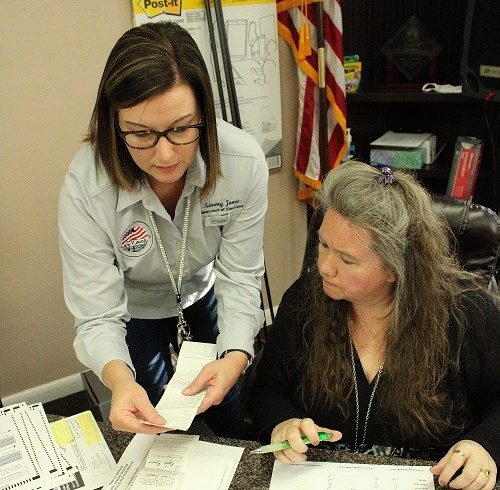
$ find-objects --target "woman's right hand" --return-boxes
[103,360,170,434]
[271,417,342,464]
[108,378,171,434]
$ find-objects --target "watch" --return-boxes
[220,349,252,368]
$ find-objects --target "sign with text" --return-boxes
[133,0,283,169]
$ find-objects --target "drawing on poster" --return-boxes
[133,0,282,169]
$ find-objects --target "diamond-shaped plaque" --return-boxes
[381,16,442,81]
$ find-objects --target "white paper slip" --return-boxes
[130,434,199,490]
[179,441,244,490]
[269,461,435,490]
[154,341,217,431]
[103,434,244,490]
[103,434,157,490]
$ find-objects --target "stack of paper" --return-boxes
[0,403,115,490]
[104,433,243,490]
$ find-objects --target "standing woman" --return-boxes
[58,21,268,437]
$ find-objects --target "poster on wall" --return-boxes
[132,0,283,169]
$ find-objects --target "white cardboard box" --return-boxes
[370,131,437,168]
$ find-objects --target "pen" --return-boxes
[250,431,332,454]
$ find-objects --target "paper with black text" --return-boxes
[103,434,244,490]
[130,434,198,489]
[154,341,218,431]
[0,402,77,490]
[269,461,435,490]
[50,410,116,489]
[103,434,156,490]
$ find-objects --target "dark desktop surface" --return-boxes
[45,403,500,489]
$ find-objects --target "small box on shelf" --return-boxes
[370,131,437,169]
[446,136,483,200]
[344,55,362,94]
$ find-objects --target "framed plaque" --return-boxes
[380,16,442,92]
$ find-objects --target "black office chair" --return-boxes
[239,194,499,437]
[431,195,499,291]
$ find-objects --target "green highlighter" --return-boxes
[250,432,332,454]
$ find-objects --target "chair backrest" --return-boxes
[302,195,499,289]
[431,195,499,290]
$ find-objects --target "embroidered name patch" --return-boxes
[201,199,243,227]
[119,221,152,256]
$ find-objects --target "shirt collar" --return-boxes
[116,182,142,212]
[184,150,206,194]
[115,150,206,212]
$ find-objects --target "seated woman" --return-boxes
[249,162,499,489]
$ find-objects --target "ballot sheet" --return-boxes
[269,460,435,490]
[0,403,115,490]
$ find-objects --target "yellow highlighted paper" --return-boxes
[50,419,74,447]
[77,411,102,446]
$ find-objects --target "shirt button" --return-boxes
[145,199,151,205]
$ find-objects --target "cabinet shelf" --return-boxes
[342,0,498,210]
[416,162,451,179]
[347,92,479,104]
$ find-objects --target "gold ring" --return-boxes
[480,467,491,478]
[452,449,466,458]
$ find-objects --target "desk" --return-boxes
[95,421,499,490]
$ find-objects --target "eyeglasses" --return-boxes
[118,120,204,149]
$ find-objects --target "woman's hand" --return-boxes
[431,439,497,489]
[182,351,248,413]
[270,418,342,464]
[103,360,170,434]
[108,378,171,434]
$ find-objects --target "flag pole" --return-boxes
[314,0,329,179]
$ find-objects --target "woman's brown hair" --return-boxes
[86,21,221,197]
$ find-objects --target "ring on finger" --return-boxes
[479,467,491,478]
[452,449,466,458]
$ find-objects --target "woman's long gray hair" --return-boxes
[297,161,479,443]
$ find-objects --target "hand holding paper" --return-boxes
[153,342,218,430]
[103,361,169,434]
[183,350,249,414]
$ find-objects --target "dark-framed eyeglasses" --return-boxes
[118,120,204,149]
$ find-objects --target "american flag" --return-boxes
[277,0,347,201]
[122,225,148,246]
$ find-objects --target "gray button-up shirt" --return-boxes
[58,120,268,380]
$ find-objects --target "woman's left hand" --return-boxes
[182,351,248,413]
[431,439,497,489]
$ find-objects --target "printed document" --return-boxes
[154,341,217,431]
[270,460,435,490]
[104,433,243,490]
[50,410,116,489]
[0,403,114,490]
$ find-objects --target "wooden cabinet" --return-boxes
[343,0,499,211]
